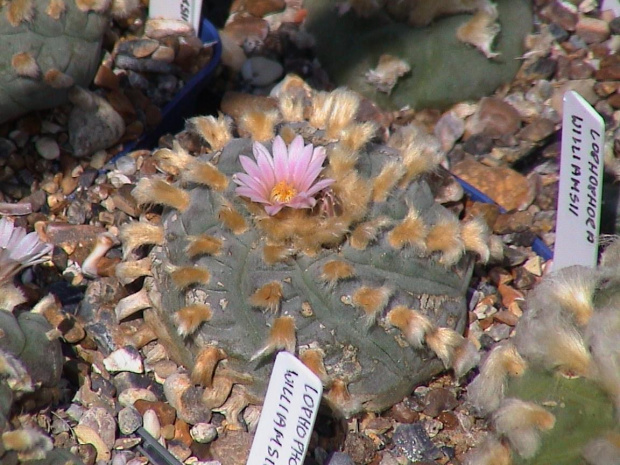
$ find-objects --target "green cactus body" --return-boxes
[304,0,532,109]
[0,0,109,123]
[120,82,488,418]
[506,369,616,465]
[466,259,620,465]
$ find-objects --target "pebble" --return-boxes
[422,388,458,418]
[68,87,125,158]
[451,156,535,211]
[143,409,162,440]
[190,423,218,443]
[575,16,610,44]
[118,387,158,407]
[241,56,284,87]
[209,431,253,465]
[325,452,355,465]
[35,137,60,160]
[115,156,138,176]
[103,346,144,373]
[133,399,176,426]
[517,117,556,142]
[118,406,143,435]
[392,423,441,462]
[434,111,464,152]
[465,97,521,138]
[145,19,194,39]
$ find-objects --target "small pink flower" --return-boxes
[233,135,334,215]
[0,217,53,284]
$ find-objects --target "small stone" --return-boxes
[517,117,556,142]
[575,16,610,44]
[434,111,464,152]
[436,411,459,430]
[223,15,269,46]
[209,431,253,465]
[241,56,284,87]
[422,388,458,418]
[465,97,521,138]
[486,323,512,341]
[493,310,519,326]
[463,133,493,155]
[246,0,286,16]
[451,156,535,211]
[164,373,211,424]
[118,406,142,435]
[343,433,376,464]
[190,423,217,443]
[326,452,355,465]
[103,346,144,373]
[392,423,441,462]
[542,1,578,31]
[168,442,193,462]
[35,137,60,160]
[152,45,176,63]
[118,387,158,407]
[493,211,534,234]
[133,400,176,426]
[523,255,543,276]
[93,65,120,90]
[143,409,161,440]
[389,401,420,424]
[74,424,111,462]
[115,156,137,176]
[145,19,194,39]
[68,88,125,158]
[152,360,179,380]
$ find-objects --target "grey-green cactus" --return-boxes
[304,0,532,110]
[117,79,491,419]
[0,0,137,123]
[465,249,620,465]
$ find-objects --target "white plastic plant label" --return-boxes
[148,0,203,35]
[602,0,620,16]
[247,352,323,465]
[554,90,605,271]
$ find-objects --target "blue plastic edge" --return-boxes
[109,17,222,164]
[453,174,553,261]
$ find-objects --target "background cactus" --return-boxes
[0,0,137,123]
[304,0,532,109]
[466,247,620,465]
[0,218,82,463]
[116,77,492,420]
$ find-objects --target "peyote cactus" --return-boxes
[0,218,83,464]
[0,0,138,123]
[116,77,492,420]
[304,0,532,109]
[465,244,620,465]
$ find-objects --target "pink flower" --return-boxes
[0,217,53,284]
[233,135,334,215]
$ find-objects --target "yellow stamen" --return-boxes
[270,181,297,203]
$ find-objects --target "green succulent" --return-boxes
[117,81,491,420]
[0,0,135,123]
[466,252,620,465]
[304,0,532,110]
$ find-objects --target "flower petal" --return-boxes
[291,143,314,189]
[287,194,317,209]
[235,186,270,203]
[272,136,289,183]
[297,146,327,191]
[234,173,270,199]
[305,178,335,197]
[239,155,262,180]
[253,142,276,188]
[265,204,284,215]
